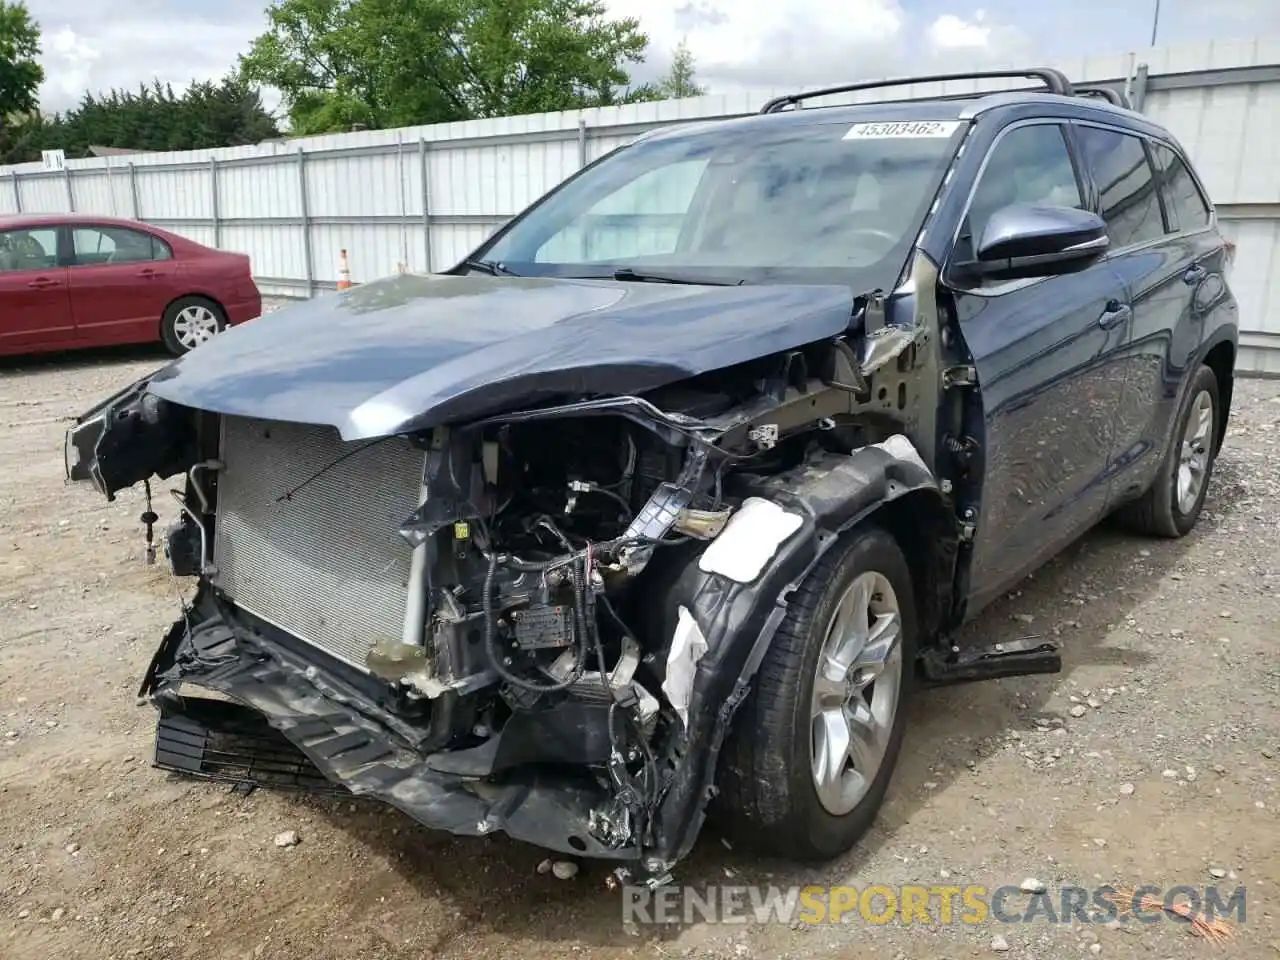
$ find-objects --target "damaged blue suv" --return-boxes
[65,68,1238,885]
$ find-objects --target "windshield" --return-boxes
[476,118,964,286]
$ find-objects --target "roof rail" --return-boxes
[1074,85,1131,109]
[759,68,1075,114]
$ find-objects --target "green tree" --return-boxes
[0,0,42,122]
[0,75,280,163]
[655,40,705,99]
[239,0,658,135]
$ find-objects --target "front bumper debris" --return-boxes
[154,697,350,797]
[143,594,643,863]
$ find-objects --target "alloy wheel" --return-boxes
[1175,389,1214,514]
[810,570,903,816]
[172,305,221,350]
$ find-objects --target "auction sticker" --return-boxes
[843,120,963,139]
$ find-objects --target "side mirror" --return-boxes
[963,204,1109,281]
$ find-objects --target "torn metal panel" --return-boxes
[859,324,924,375]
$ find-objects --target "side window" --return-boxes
[152,236,173,260]
[0,227,58,273]
[72,226,166,266]
[1075,127,1165,248]
[967,123,1083,250]
[1151,144,1211,233]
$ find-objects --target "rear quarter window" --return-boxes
[1151,144,1211,232]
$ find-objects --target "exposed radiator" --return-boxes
[211,416,426,672]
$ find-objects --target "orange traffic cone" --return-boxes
[337,249,352,290]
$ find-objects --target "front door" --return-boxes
[945,120,1133,614]
[0,225,73,355]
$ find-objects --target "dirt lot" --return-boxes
[1,345,1277,960]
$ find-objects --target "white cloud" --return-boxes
[608,0,1050,94]
[929,12,992,50]
[38,26,101,110]
[614,0,1000,90]
[635,0,907,68]
[30,0,268,114]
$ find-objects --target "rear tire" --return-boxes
[717,524,916,860]
[1115,364,1219,538]
[161,296,225,355]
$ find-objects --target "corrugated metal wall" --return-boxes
[3,39,1279,371]
[1137,41,1280,374]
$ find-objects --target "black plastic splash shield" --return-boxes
[141,595,639,862]
[154,695,350,796]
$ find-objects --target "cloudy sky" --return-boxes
[26,0,1278,117]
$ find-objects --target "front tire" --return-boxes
[1115,363,1220,538]
[161,296,226,355]
[718,524,916,860]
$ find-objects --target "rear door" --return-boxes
[1077,127,1229,502]
[66,224,179,346]
[944,120,1133,613]
[0,225,74,354]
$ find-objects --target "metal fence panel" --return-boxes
[68,169,122,214]
[137,167,214,220]
[1222,217,1280,347]
[15,174,65,212]
[219,161,301,220]
[308,150,411,218]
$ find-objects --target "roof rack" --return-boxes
[1074,84,1131,109]
[759,68,1075,114]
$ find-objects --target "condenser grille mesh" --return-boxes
[211,416,424,671]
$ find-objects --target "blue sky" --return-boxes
[26,0,1276,116]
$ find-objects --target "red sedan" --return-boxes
[0,214,261,357]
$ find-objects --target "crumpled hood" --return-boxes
[147,272,856,440]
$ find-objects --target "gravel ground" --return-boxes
[0,339,1277,960]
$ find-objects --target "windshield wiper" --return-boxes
[460,258,518,276]
[610,267,745,286]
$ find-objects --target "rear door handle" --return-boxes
[26,277,60,289]
[1183,264,1207,285]
[1098,301,1131,330]
[136,268,162,278]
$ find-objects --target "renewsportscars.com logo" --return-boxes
[621,883,1247,929]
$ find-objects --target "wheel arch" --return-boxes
[1201,337,1235,455]
[634,441,958,866]
[864,487,957,650]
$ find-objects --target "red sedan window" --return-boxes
[71,226,172,266]
[0,227,58,272]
